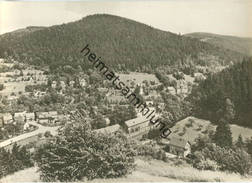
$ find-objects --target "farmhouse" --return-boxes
[168,137,191,157]
[124,116,152,139]
[36,111,58,123]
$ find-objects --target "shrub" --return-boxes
[147,128,160,139]
[193,143,252,175]
[34,122,135,181]
[134,141,166,161]
[0,143,33,178]
[194,158,220,171]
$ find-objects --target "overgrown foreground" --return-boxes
[34,121,136,181]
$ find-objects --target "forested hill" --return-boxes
[190,57,252,128]
[0,14,245,73]
[0,26,46,41]
[185,32,252,56]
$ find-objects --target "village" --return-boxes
[1,56,250,164]
[0,57,205,159]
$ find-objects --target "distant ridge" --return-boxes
[185,32,252,56]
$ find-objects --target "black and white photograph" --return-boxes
[0,0,252,182]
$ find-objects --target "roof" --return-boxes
[15,112,26,116]
[25,113,35,117]
[94,124,120,134]
[37,111,57,118]
[125,116,149,127]
[169,137,189,148]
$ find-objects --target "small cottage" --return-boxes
[168,137,191,157]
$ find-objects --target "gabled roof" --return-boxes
[94,124,120,134]
[169,137,189,148]
[125,116,149,127]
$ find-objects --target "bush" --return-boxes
[134,142,166,161]
[147,128,160,139]
[194,158,220,171]
[192,143,252,175]
[34,122,135,181]
[0,143,33,178]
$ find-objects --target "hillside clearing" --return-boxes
[1,157,251,183]
[170,117,252,143]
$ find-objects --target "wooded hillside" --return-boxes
[0,14,244,73]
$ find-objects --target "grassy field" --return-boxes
[1,156,251,183]
[170,116,252,143]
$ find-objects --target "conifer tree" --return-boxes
[236,134,244,148]
[213,119,233,148]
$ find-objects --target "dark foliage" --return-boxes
[213,120,233,148]
[190,58,252,128]
[0,143,33,178]
[34,122,135,181]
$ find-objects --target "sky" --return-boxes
[1,0,252,37]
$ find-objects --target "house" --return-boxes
[106,96,126,104]
[167,87,176,95]
[69,80,75,87]
[34,91,46,98]
[25,112,35,121]
[36,111,58,123]
[14,112,26,122]
[124,116,152,139]
[60,81,66,90]
[23,122,30,131]
[51,81,57,88]
[98,87,108,93]
[104,117,110,126]
[168,137,191,157]
[80,78,86,87]
[1,113,13,124]
[94,124,120,135]
[146,100,153,106]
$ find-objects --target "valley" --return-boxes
[0,13,252,182]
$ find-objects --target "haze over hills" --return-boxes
[0,26,46,41]
[0,14,245,73]
[185,32,252,56]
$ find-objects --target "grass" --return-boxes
[170,116,252,143]
[0,167,40,183]
[1,157,251,182]
[134,157,252,182]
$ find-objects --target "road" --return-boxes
[0,121,60,148]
